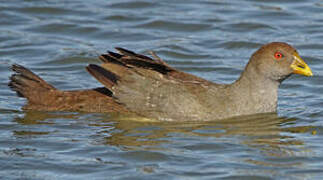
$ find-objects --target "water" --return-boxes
[1,0,323,179]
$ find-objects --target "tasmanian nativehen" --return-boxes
[9,42,313,121]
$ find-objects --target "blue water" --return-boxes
[0,0,323,179]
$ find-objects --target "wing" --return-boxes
[86,48,215,121]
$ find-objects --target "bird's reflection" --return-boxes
[100,113,313,152]
[102,113,315,171]
[14,110,315,167]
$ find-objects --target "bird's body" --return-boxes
[9,42,313,121]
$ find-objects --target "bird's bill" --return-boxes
[290,52,313,76]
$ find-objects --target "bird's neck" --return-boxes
[232,62,280,113]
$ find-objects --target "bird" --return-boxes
[8,42,313,121]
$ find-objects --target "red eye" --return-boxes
[274,52,283,60]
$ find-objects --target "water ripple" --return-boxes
[0,0,322,179]
[135,20,212,32]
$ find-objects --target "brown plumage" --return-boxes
[8,42,313,121]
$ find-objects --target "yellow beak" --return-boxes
[290,52,313,76]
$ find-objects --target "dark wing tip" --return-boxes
[86,64,119,88]
[115,47,136,56]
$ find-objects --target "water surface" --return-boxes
[1,0,323,179]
